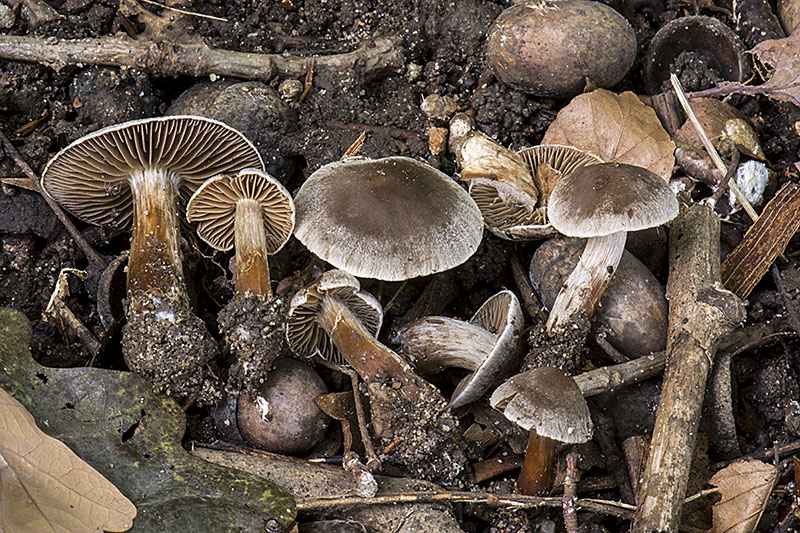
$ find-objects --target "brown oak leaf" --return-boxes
[708,458,778,533]
[542,89,675,181]
[0,387,137,532]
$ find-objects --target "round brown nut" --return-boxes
[237,358,330,455]
[486,0,636,98]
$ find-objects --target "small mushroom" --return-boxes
[187,168,295,298]
[674,98,766,161]
[186,168,295,394]
[394,290,524,408]
[293,156,483,281]
[545,163,678,333]
[490,367,593,495]
[286,269,468,485]
[42,115,263,403]
[486,0,636,97]
[450,114,602,240]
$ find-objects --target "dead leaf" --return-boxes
[708,458,778,533]
[750,31,800,108]
[542,89,675,181]
[0,386,136,532]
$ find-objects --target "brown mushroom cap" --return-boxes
[41,115,263,230]
[548,162,679,238]
[186,169,295,253]
[294,156,483,281]
[286,269,383,364]
[490,367,593,444]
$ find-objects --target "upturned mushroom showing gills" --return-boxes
[449,113,602,240]
[286,269,468,485]
[394,289,524,408]
[545,162,678,333]
[490,367,593,495]
[293,156,483,281]
[186,168,295,394]
[41,116,263,403]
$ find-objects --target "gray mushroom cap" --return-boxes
[41,115,263,230]
[489,367,593,443]
[186,168,295,253]
[286,269,383,364]
[294,156,483,281]
[548,162,679,239]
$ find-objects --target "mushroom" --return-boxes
[394,289,524,408]
[545,162,678,333]
[186,168,295,393]
[42,115,263,403]
[286,269,468,485]
[449,114,602,240]
[293,156,483,281]
[490,367,593,495]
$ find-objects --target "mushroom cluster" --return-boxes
[42,115,263,404]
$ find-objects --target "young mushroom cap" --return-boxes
[548,162,679,239]
[286,269,383,364]
[395,290,524,408]
[294,156,483,281]
[186,168,295,254]
[42,115,263,230]
[490,366,593,444]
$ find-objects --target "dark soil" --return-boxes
[2,0,800,531]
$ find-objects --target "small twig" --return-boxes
[563,451,580,533]
[298,58,315,105]
[0,34,404,83]
[683,487,720,505]
[138,0,228,21]
[510,251,547,323]
[670,74,759,222]
[594,330,630,364]
[382,279,406,314]
[295,490,636,519]
[315,358,381,471]
[342,131,367,159]
[709,147,740,204]
[0,128,107,268]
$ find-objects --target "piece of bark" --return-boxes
[632,204,745,533]
[622,435,650,503]
[0,34,404,83]
[722,182,800,298]
[193,445,464,533]
[703,352,741,460]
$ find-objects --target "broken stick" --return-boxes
[0,34,404,82]
[631,203,745,532]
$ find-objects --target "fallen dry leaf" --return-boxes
[0,387,137,533]
[708,458,778,533]
[542,89,675,181]
[750,31,800,108]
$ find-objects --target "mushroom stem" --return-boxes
[318,295,421,399]
[517,430,557,495]
[234,198,271,298]
[546,231,626,332]
[127,168,185,303]
[396,316,497,374]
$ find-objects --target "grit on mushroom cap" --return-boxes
[548,162,679,238]
[186,169,295,252]
[294,156,483,281]
[490,367,593,444]
[42,115,263,230]
[286,269,384,363]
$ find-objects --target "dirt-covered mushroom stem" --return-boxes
[127,168,185,303]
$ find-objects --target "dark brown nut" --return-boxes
[486,0,636,98]
[237,358,330,455]
[530,237,667,356]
